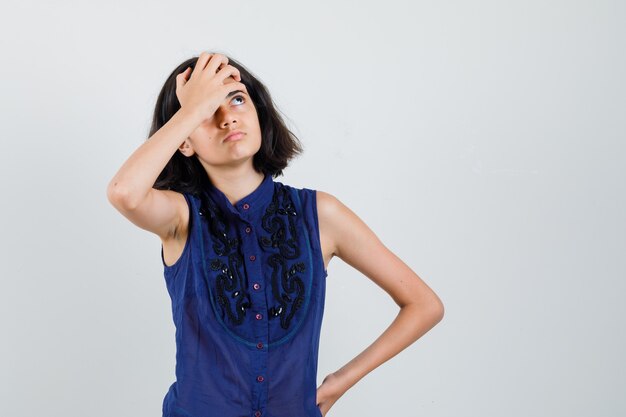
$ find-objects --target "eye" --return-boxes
[232,95,246,105]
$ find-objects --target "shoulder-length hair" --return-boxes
[149,52,303,196]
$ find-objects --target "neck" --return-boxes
[205,169,266,206]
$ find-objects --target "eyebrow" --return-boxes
[226,90,247,99]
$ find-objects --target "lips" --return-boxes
[224,130,245,142]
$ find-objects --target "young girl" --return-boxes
[107,51,444,417]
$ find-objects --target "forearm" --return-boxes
[107,108,201,208]
[333,302,443,391]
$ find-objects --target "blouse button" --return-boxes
[243,203,250,210]
[253,283,260,290]
[255,411,262,417]
[249,255,256,261]
[245,226,251,233]
[257,342,263,349]
[255,313,263,320]
[257,375,264,382]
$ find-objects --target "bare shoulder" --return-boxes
[315,190,361,257]
[314,190,343,269]
[315,190,342,225]
[315,190,354,223]
[314,190,364,259]
[315,189,388,274]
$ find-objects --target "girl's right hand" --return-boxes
[175,52,244,124]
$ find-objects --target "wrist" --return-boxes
[332,366,360,393]
[176,106,203,126]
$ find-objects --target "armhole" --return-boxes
[161,193,193,270]
[312,189,328,277]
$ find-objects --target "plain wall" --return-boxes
[1,0,624,416]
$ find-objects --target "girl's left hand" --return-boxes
[316,372,349,416]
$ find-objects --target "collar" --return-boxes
[203,173,275,221]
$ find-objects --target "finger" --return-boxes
[203,53,230,78]
[216,65,241,83]
[191,51,213,80]
[223,66,241,82]
[218,63,240,82]
[176,67,191,87]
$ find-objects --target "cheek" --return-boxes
[242,135,261,156]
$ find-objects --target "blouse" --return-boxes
[160,172,328,417]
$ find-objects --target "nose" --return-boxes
[217,106,238,128]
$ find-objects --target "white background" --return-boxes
[1,1,624,416]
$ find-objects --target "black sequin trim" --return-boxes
[259,186,306,330]
[198,193,250,325]
[197,185,307,331]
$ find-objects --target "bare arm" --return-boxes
[107,107,201,209]
[106,52,243,239]
[315,191,444,414]
[106,108,201,239]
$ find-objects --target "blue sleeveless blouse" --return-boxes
[160,173,328,417]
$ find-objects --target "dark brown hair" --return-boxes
[149,52,304,195]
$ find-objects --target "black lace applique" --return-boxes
[197,185,307,332]
[259,186,306,330]
[198,193,251,326]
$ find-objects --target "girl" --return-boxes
[107,51,444,417]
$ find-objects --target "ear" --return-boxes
[178,138,195,157]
